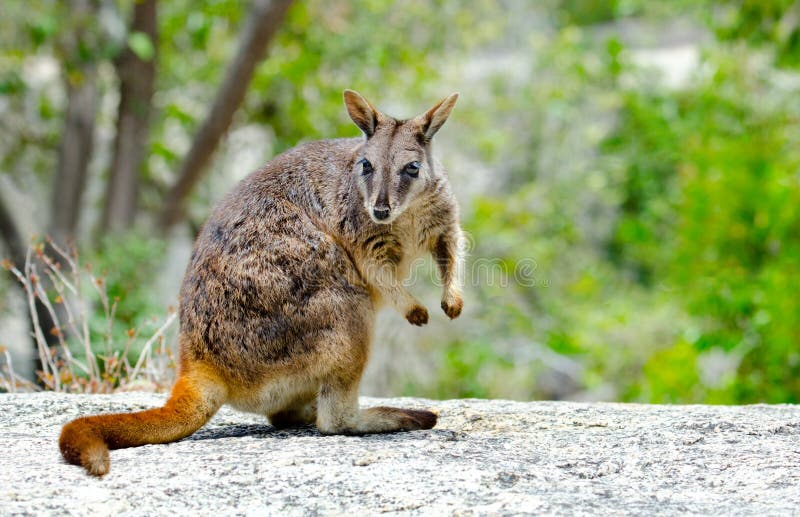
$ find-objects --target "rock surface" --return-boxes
[1,393,799,515]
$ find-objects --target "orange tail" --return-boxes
[59,372,226,476]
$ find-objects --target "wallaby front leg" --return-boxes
[372,262,429,326]
[432,229,464,319]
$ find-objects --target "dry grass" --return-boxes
[0,240,176,393]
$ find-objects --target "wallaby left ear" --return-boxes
[344,89,381,138]
[415,93,459,142]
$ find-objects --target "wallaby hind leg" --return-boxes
[316,380,437,435]
[269,395,318,429]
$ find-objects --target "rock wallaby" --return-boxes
[59,90,464,476]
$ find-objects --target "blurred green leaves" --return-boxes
[714,0,800,68]
[127,32,155,61]
[3,0,800,403]
[424,0,800,404]
[27,14,59,47]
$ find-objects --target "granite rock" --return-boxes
[1,392,799,515]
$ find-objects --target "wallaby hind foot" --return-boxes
[316,381,437,435]
[269,399,318,429]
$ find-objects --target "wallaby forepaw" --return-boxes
[405,305,429,326]
[441,295,463,319]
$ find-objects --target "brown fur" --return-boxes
[59,90,464,476]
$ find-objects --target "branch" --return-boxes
[159,0,294,231]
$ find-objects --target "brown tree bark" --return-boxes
[49,0,100,247]
[100,0,158,235]
[49,74,98,247]
[159,0,294,231]
[0,195,27,271]
[0,194,56,380]
[22,0,100,381]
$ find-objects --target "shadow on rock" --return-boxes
[186,424,452,442]
[187,423,320,441]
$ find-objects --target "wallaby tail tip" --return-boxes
[59,418,111,477]
[83,445,110,476]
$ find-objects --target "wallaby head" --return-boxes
[343,89,458,225]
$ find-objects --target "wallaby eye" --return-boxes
[404,161,421,177]
[359,158,373,176]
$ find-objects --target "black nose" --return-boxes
[373,207,390,220]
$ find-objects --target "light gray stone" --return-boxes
[1,392,799,515]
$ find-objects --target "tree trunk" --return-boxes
[0,194,56,381]
[0,195,27,270]
[50,74,98,247]
[159,0,293,231]
[32,0,99,381]
[100,0,158,235]
[49,0,100,247]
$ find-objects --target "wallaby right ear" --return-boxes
[414,92,459,143]
[344,90,380,138]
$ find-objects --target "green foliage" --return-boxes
[418,0,800,404]
[89,234,167,327]
[601,46,800,402]
[3,0,800,402]
[426,340,514,399]
[714,0,800,68]
[247,0,449,149]
[81,234,170,376]
[127,32,155,61]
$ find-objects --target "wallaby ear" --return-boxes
[415,93,459,142]
[343,89,381,138]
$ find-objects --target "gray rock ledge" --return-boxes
[1,392,799,516]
